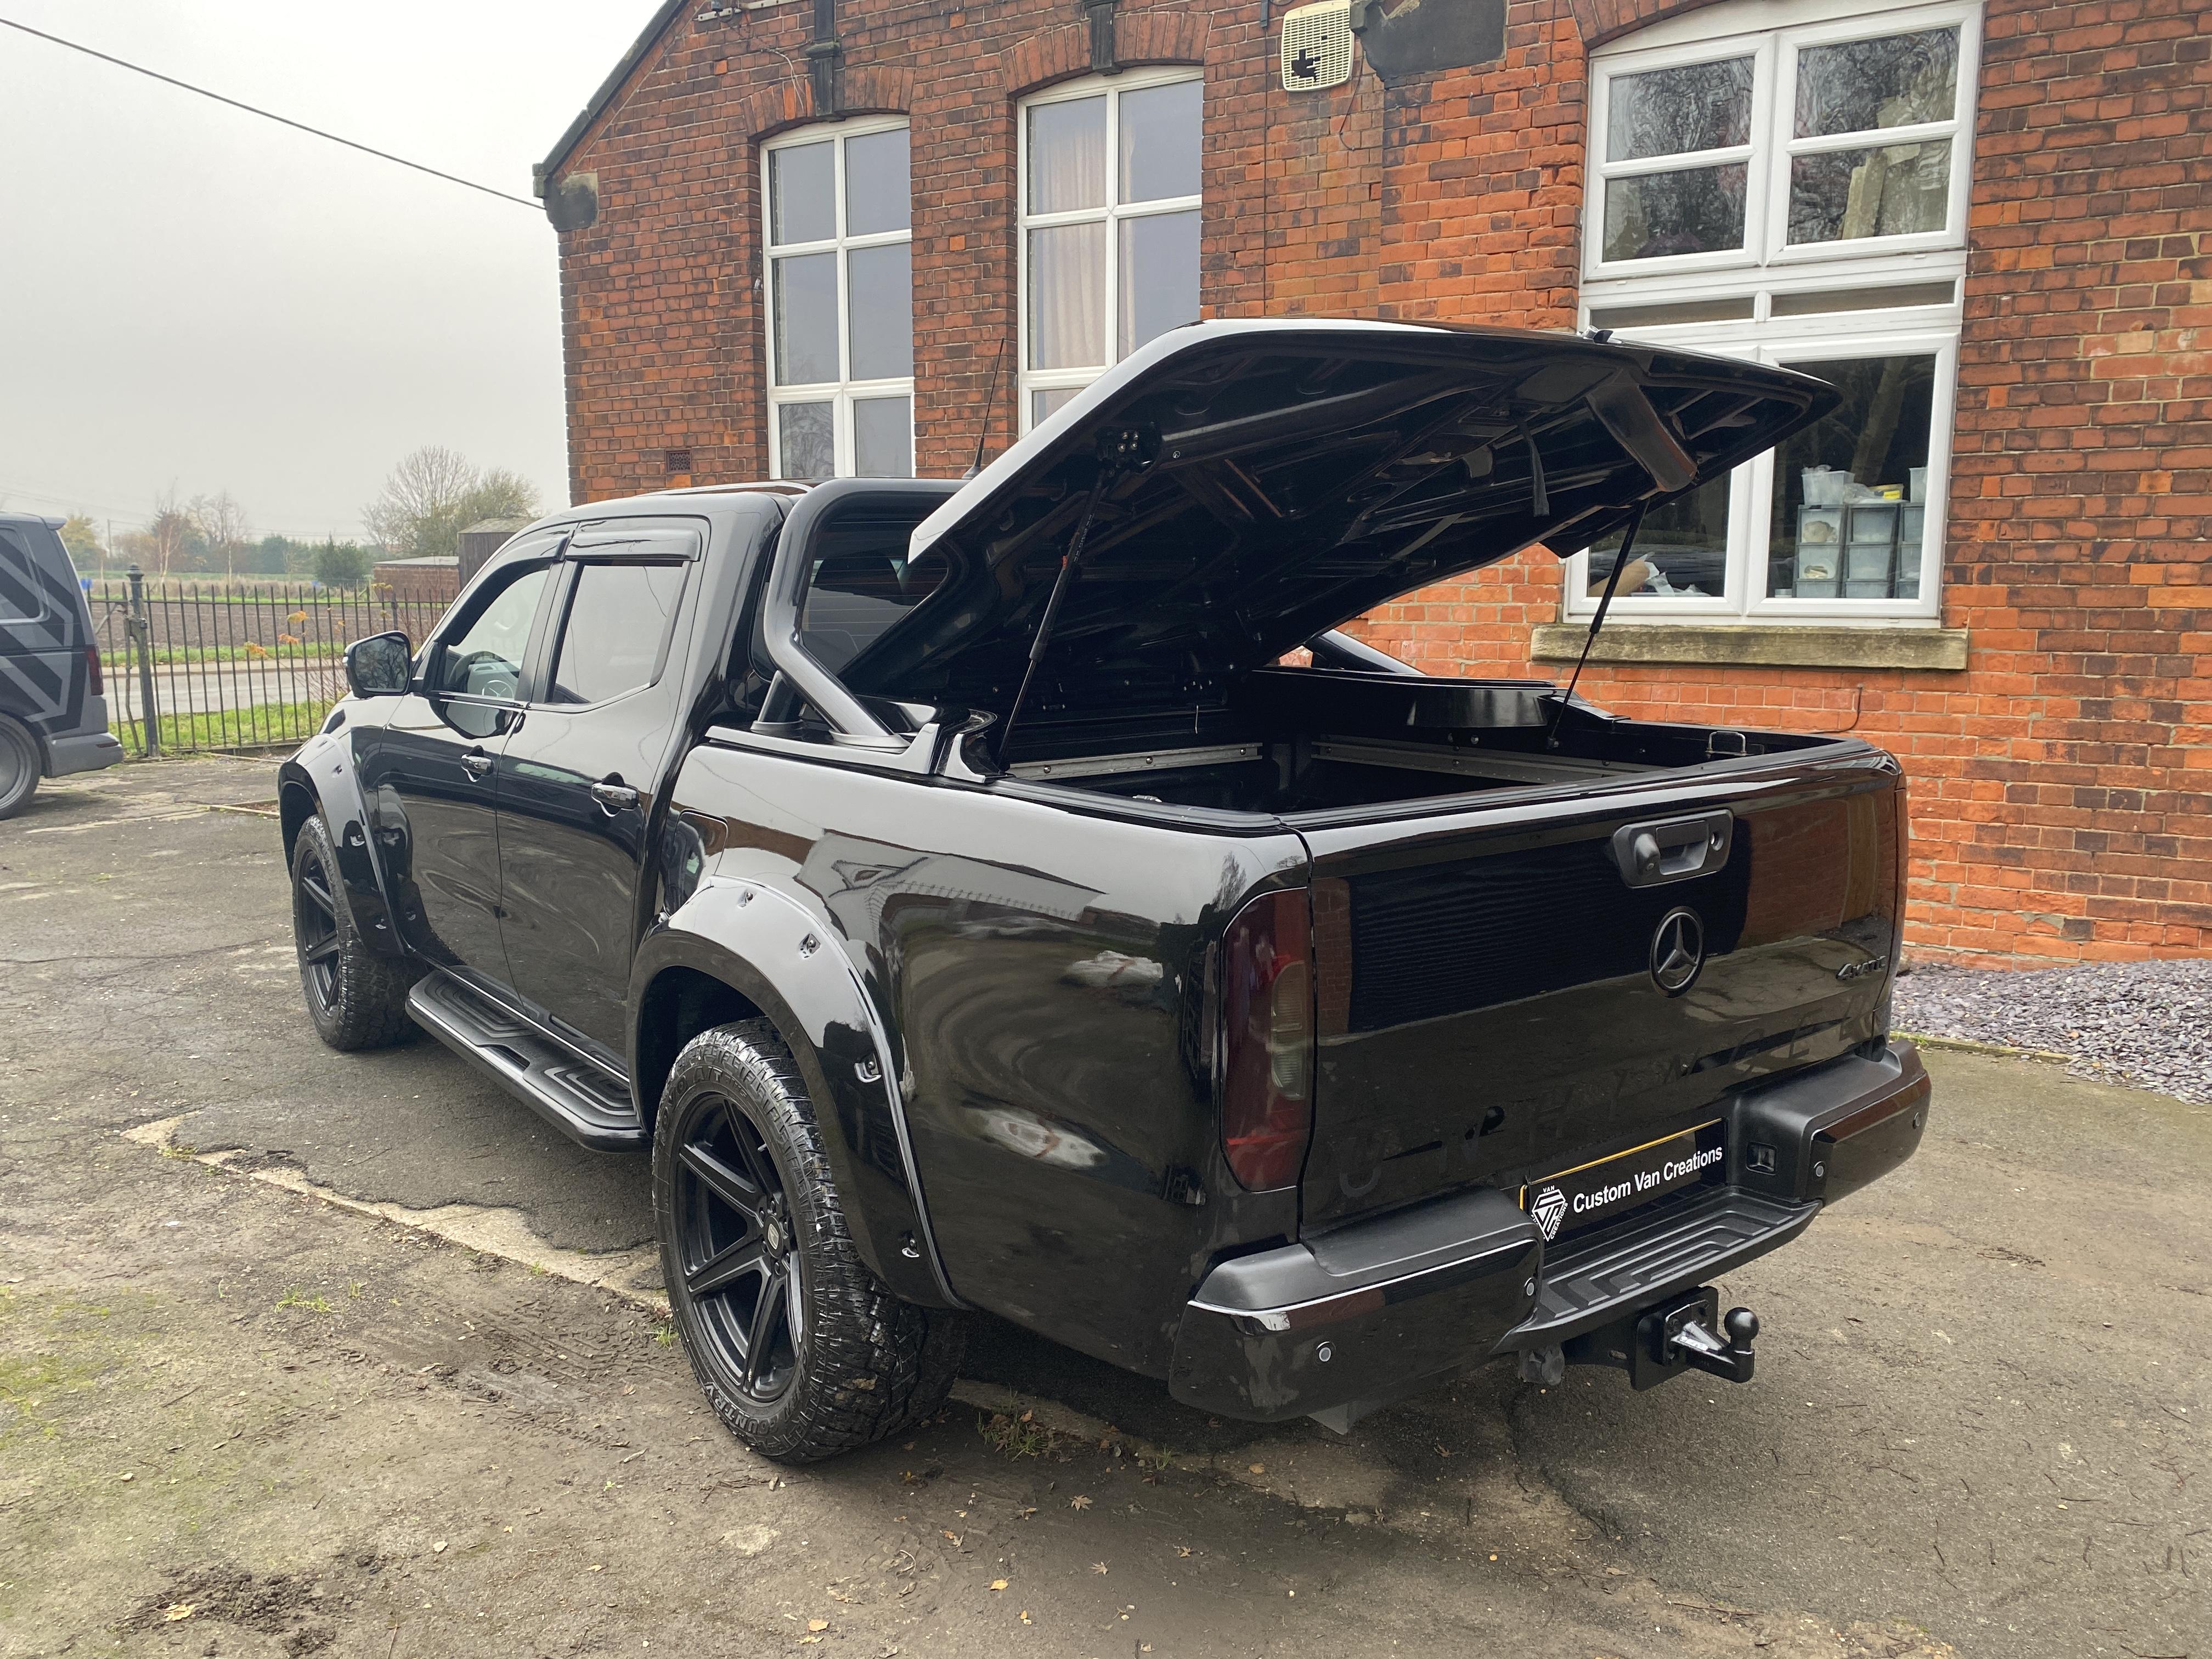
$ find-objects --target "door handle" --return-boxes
[591,780,640,812]
[460,751,494,779]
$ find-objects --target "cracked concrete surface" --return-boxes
[2,755,2204,1658]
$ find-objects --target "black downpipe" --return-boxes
[805,0,842,114]
[1545,501,1645,751]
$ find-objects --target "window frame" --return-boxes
[1585,0,1981,284]
[1017,67,1204,431]
[1573,0,1980,627]
[761,114,916,482]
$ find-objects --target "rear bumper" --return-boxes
[45,718,124,777]
[1167,1040,1929,1421]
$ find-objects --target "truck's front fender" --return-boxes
[278,721,405,959]
[628,876,958,1310]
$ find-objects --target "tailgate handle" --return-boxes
[1611,812,1733,888]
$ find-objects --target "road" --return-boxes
[1,757,2204,1658]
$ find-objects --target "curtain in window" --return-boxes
[1030,223,1107,370]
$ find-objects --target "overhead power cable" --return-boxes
[0,14,541,211]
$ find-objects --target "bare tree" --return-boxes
[190,490,252,579]
[143,487,194,579]
[364,445,481,558]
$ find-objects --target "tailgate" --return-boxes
[1297,748,1903,1230]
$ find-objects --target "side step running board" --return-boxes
[408,972,645,1152]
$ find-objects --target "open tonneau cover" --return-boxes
[843,320,1836,718]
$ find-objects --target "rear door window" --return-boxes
[0,529,49,623]
[546,562,689,706]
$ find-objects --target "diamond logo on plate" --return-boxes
[1531,1184,1568,1243]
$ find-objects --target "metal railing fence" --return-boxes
[88,575,452,757]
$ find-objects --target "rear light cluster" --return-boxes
[84,644,103,698]
[1218,888,1316,1191]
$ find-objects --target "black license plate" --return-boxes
[1520,1121,1726,1244]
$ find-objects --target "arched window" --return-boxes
[763,117,915,480]
[1018,70,1203,430]
[1575,0,1980,624]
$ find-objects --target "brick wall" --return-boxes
[1348,0,2210,964]
[551,0,2209,964]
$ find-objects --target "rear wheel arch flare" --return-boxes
[634,964,767,1136]
[626,915,956,1309]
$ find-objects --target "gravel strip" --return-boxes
[1894,956,2212,1104]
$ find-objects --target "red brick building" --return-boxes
[538,0,2209,964]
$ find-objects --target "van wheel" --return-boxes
[0,715,41,819]
[654,1019,964,1463]
[291,814,417,1049]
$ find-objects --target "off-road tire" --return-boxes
[290,813,418,1051]
[654,1019,965,1463]
[0,714,41,820]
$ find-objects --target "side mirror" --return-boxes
[344,631,413,698]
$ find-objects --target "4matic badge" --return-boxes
[1530,1184,1569,1243]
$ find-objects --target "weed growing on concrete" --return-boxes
[274,1287,332,1314]
[981,1410,1060,1461]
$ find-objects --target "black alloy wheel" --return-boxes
[672,1095,805,1401]
[287,812,417,1050]
[652,1020,965,1463]
[292,839,343,1017]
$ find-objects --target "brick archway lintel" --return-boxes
[734,65,915,143]
[995,10,1208,101]
[1571,0,1739,50]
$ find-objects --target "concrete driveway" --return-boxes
[1,757,2204,1659]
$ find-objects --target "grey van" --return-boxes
[0,513,123,817]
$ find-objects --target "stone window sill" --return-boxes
[1527,622,1969,672]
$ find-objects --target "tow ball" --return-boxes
[1557,1285,1762,1391]
[1633,1286,1758,1389]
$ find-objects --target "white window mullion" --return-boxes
[1103,88,1120,373]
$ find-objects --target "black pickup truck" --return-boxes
[281,320,1929,1462]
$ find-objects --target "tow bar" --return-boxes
[1558,1285,1762,1391]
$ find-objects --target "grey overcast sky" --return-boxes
[0,1,663,542]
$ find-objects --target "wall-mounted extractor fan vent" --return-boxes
[1280,0,1354,92]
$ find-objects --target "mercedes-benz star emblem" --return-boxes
[1649,906,1706,996]
[1531,1185,1568,1243]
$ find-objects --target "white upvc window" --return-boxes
[1018,69,1203,430]
[1574,0,1981,624]
[763,116,915,481]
